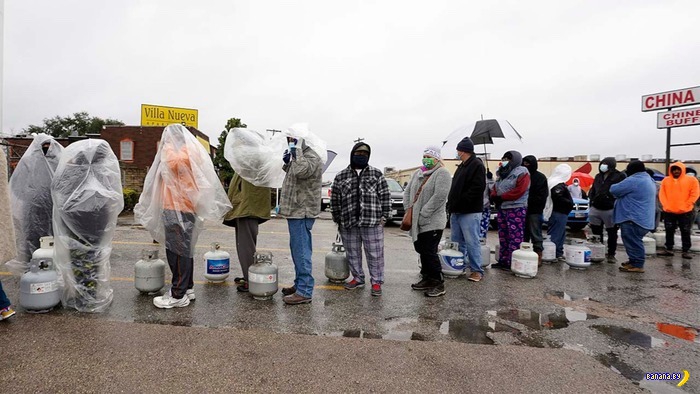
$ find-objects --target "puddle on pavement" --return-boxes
[592,325,667,349]
[546,290,592,301]
[656,322,700,344]
[439,319,519,345]
[596,352,645,382]
[490,307,598,330]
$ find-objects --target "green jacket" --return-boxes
[223,172,272,223]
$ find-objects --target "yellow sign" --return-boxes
[141,104,198,129]
[196,136,211,154]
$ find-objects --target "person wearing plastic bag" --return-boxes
[278,130,323,305]
[8,134,63,273]
[490,150,530,271]
[135,124,232,309]
[404,146,451,297]
[52,139,123,313]
[544,164,574,262]
[332,142,391,297]
[222,167,271,293]
[0,148,18,320]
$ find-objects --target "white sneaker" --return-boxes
[186,289,195,301]
[153,294,190,309]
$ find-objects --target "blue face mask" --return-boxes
[501,160,509,168]
[600,164,609,173]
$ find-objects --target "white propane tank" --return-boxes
[19,260,60,313]
[480,239,491,268]
[439,242,466,278]
[542,239,557,262]
[203,243,230,282]
[691,234,700,252]
[643,237,656,255]
[673,235,682,251]
[652,232,665,248]
[511,242,539,278]
[495,244,501,263]
[248,252,278,300]
[325,236,350,283]
[31,236,55,268]
[617,230,624,246]
[587,236,606,263]
[564,242,591,269]
[134,249,166,293]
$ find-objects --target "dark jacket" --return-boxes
[331,142,391,228]
[447,155,486,214]
[522,155,548,215]
[589,157,626,210]
[551,183,574,215]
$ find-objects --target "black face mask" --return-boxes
[351,154,369,169]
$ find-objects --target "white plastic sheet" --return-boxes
[224,123,327,188]
[224,128,288,188]
[7,134,63,273]
[544,164,572,221]
[52,139,123,312]
[134,124,231,257]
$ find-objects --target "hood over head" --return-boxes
[351,142,371,159]
[503,150,523,167]
[626,160,646,175]
[600,157,617,171]
[669,161,686,176]
[522,155,538,172]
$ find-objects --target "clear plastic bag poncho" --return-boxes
[52,139,123,313]
[7,134,63,274]
[134,124,231,258]
[544,164,572,221]
[224,122,327,188]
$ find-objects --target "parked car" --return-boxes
[321,181,332,211]
[386,178,405,222]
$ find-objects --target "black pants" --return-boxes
[414,230,443,282]
[664,212,693,252]
[163,210,196,299]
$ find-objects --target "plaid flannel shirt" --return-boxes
[331,165,391,228]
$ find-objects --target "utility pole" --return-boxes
[266,129,282,137]
[353,137,364,144]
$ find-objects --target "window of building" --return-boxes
[120,139,134,161]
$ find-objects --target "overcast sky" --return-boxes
[3,0,700,179]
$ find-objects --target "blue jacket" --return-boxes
[610,172,656,230]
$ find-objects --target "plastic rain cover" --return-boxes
[544,164,572,221]
[7,134,63,273]
[52,139,123,312]
[224,123,327,189]
[134,124,231,258]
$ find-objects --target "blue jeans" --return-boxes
[288,218,315,298]
[548,212,568,258]
[450,213,484,274]
[0,280,11,310]
[620,221,648,268]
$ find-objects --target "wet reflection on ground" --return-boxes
[592,325,667,349]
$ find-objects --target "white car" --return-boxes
[321,181,332,211]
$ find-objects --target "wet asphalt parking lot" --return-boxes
[1,212,699,393]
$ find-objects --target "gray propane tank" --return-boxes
[134,249,166,294]
[31,236,55,268]
[325,234,350,283]
[19,259,60,313]
[249,252,278,300]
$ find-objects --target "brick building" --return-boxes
[3,125,214,192]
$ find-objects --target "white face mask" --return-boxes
[600,164,609,173]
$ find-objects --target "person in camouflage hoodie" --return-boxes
[331,142,390,296]
[279,136,323,305]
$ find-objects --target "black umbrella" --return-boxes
[442,119,523,170]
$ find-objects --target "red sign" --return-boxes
[657,107,700,129]
[642,86,700,112]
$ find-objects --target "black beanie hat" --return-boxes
[627,160,646,175]
[456,137,474,153]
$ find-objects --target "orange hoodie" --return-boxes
[659,162,700,214]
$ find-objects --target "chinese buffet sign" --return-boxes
[642,86,700,128]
